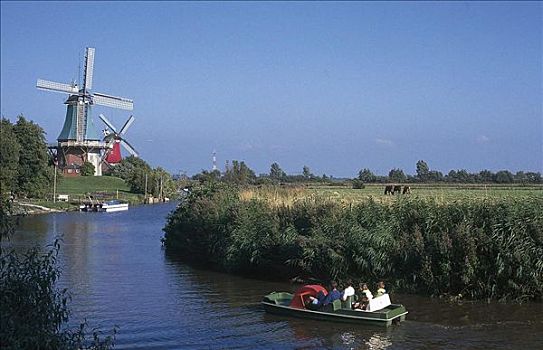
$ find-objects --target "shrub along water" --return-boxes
[1,200,117,349]
[164,184,543,301]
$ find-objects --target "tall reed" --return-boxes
[164,184,543,301]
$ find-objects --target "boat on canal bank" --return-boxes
[80,199,129,212]
[262,285,408,327]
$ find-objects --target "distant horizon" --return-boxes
[2,2,541,177]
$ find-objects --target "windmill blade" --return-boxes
[37,79,79,94]
[93,92,133,110]
[120,139,139,157]
[100,146,113,163]
[98,113,117,133]
[119,115,135,136]
[83,47,95,91]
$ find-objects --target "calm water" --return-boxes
[8,203,543,349]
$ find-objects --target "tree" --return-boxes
[352,179,365,189]
[416,160,430,182]
[109,156,151,181]
[514,171,527,184]
[127,165,176,197]
[478,169,494,183]
[192,169,221,184]
[0,118,21,194]
[302,165,313,179]
[358,168,376,183]
[388,168,406,182]
[428,170,443,182]
[223,160,256,185]
[495,170,514,184]
[447,170,457,182]
[80,161,95,176]
[13,115,51,197]
[269,162,286,180]
[525,172,542,184]
[456,169,471,183]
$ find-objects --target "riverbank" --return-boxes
[8,176,144,215]
[10,201,68,215]
[164,183,543,302]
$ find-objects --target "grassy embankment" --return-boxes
[164,183,543,301]
[32,176,143,210]
[272,183,543,204]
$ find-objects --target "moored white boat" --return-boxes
[100,200,129,212]
[80,200,129,212]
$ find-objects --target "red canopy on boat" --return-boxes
[289,284,328,309]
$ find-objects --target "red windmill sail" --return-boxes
[106,141,122,163]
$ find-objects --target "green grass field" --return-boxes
[52,176,142,205]
[311,183,543,203]
[56,176,131,195]
[241,183,543,207]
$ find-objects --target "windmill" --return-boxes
[99,113,139,166]
[36,47,134,176]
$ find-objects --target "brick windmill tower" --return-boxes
[37,47,134,176]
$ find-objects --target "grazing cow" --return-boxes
[393,185,402,194]
[402,185,411,194]
[384,185,394,195]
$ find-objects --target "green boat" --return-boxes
[262,285,408,327]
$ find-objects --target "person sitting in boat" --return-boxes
[353,283,372,309]
[306,289,327,310]
[322,281,342,305]
[342,279,355,302]
[376,281,386,297]
[307,281,341,309]
[358,283,373,300]
[353,295,370,310]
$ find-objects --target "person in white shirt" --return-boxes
[342,279,355,301]
[353,282,373,310]
[359,282,373,300]
[376,281,386,297]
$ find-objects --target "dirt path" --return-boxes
[13,202,64,214]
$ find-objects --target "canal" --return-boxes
[9,202,543,349]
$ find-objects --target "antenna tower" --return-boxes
[212,150,217,171]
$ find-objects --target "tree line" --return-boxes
[191,159,542,186]
[358,160,542,184]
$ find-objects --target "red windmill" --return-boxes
[99,114,139,166]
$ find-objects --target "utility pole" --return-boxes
[53,159,57,203]
[144,173,148,203]
[159,175,163,201]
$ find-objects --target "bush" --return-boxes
[80,162,95,176]
[1,201,116,349]
[352,179,365,189]
[0,240,117,349]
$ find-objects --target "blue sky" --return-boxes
[1,1,541,176]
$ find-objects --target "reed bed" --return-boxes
[164,184,543,301]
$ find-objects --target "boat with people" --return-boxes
[262,284,408,327]
[80,199,129,212]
